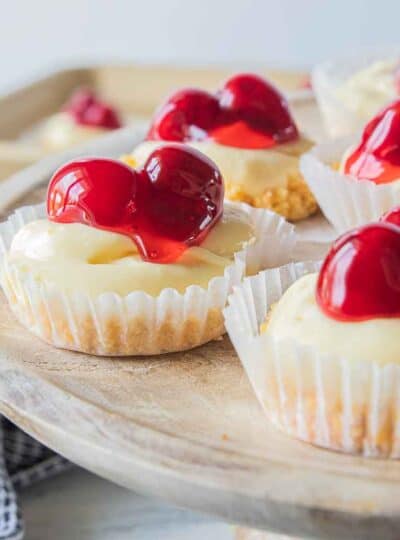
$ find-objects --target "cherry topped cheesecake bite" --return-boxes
[41,88,122,151]
[300,98,400,232]
[224,211,400,457]
[130,73,316,221]
[0,144,294,356]
[262,219,400,361]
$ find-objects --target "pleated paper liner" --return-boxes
[224,262,400,458]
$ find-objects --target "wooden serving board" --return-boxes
[0,92,398,540]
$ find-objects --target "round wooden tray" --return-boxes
[1,108,399,540]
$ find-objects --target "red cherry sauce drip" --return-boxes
[316,223,400,321]
[343,99,400,184]
[47,145,224,263]
[63,89,122,130]
[146,73,298,150]
[381,205,400,227]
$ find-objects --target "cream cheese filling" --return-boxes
[261,273,400,366]
[131,137,312,198]
[6,204,254,297]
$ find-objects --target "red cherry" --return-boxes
[299,75,312,90]
[316,223,400,321]
[47,158,137,227]
[147,89,220,142]
[343,100,400,184]
[146,73,298,149]
[80,102,122,129]
[380,206,400,228]
[63,89,122,130]
[47,145,223,263]
[64,89,95,115]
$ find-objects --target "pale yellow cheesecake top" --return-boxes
[130,137,312,198]
[261,273,400,366]
[6,204,254,297]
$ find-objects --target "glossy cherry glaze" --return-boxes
[342,100,400,184]
[316,223,400,321]
[47,145,223,263]
[381,205,400,228]
[146,73,298,149]
[63,89,122,130]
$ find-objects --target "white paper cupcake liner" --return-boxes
[300,138,400,233]
[0,202,295,356]
[312,50,399,138]
[224,262,400,458]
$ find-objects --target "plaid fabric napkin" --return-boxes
[0,418,70,539]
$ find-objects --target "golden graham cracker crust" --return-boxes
[264,380,400,458]
[4,283,224,356]
[225,171,318,221]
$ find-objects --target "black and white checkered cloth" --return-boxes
[0,418,69,539]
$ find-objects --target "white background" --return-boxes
[1,0,399,93]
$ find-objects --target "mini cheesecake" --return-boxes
[0,144,294,356]
[41,89,122,151]
[130,73,316,221]
[301,98,400,232]
[225,214,400,457]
